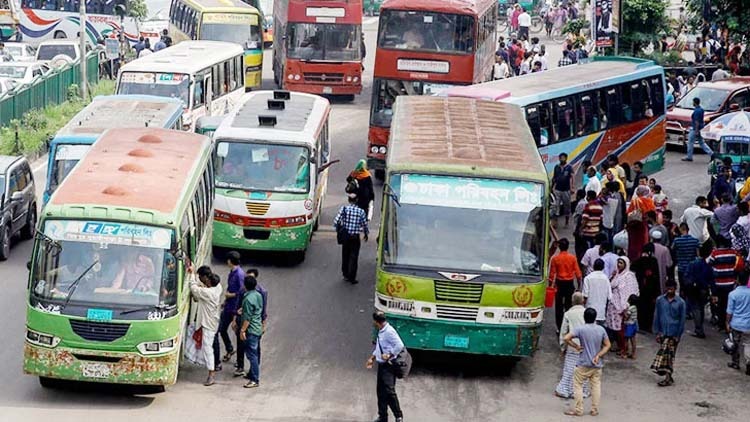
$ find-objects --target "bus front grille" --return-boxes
[434,280,483,304]
[70,320,130,342]
[303,72,344,83]
[435,304,478,321]
[246,202,270,216]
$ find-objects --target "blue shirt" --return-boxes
[154,40,167,51]
[571,323,608,368]
[224,266,245,315]
[713,203,739,238]
[673,234,700,273]
[372,323,404,363]
[691,105,705,131]
[653,294,686,337]
[553,163,574,192]
[684,257,713,290]
[728,286,750,331]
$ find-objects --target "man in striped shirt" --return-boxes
[672,223,699,291]
[580,190,604,249]
[708,236,744,330]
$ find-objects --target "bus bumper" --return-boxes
[383,314,541,357]
[23,343,178,385]
[212,220,311,252]
[283,82,362,96]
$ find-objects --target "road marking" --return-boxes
[363,17,378,25]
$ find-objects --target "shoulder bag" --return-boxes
[377,335,412,379]
[336,206,348,245]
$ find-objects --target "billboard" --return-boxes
[593,0,619,47]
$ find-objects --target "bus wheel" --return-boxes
[290,250,306,265]
[141,385,166,394]
[212,246,227,261]
[341,94,355,102]
[313,216,319,232]
[53,30,66,39]
[375,169,385,181]
[39,377,58,389]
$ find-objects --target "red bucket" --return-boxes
[545,286,557,308]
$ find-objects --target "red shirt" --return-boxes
[550,251,582,283]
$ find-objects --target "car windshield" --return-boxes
[382,174,544,276]
[677,86,728,112]
[287,23,362,61]
[201,16,262,49]
[378,10,475,53]
[723,139,750,156]
[31,220,178,311]
[0,65,27,79]
[370,79,456,127]
[48,144,90,194]
[117,72,190,105]
[215,141,310,193]
[37,45,76,61]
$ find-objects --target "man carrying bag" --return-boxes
[334,194,369,284]
[366,311,409,422]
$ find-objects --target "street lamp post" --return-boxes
[79,0,87,99]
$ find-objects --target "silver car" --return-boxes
[3,42,36,62]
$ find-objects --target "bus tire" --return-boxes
[290,250,306,264]
[53,30,66,39]
[212,246,227,261]
[374,169,385,181]
[313,216,319,232]
[342,94,355,102]
[21,204,36,240]
[39,377,57,388]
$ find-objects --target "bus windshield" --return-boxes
[677,86,728,112]
[30,220,178,311]
[378,9,475,53]
[382,174,544,276]
[201,17,262,49]
[117,72,190,106]
[370,79,456,127]
[37,44,76,61]
[48,144,90,193]
[215,141,310,193]
[287,23,362,61]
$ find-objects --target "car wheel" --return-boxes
[53,31,66,39]
[39,377,57,388]
[0,225,11,261]
[21,205,36,240]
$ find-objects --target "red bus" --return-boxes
[367,0,498,178]
[272,0,363,97]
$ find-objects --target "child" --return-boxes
[653,184,668,214]
[648,178,657,194]
[623,294,639,359]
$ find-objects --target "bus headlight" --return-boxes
[345,76,353,82]
[353,76,359,82]
[378,146,387,154]
[294,74,301,81]
[370,146,379,154]
[288,74,294,80]
[137,337,177,355]
[26,328,60,348]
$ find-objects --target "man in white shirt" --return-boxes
[533,44,548,71]
[518,8,531,41]
[712,65,731,81]
[580,235,604,275]
[584,166,601,195]
[582,259,612,325]
[680,196,714,244]
[191,266,223,386]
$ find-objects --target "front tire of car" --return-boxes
[21,205,36,240]
[0,225,11,261]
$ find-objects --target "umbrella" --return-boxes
[701,111,750,141]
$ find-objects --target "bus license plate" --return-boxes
[502,310,531,322]
[322,87,332,94]
[444,335,469,349]
[81,362,111,379]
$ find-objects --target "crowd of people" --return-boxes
[493,35,590,79]
[548,152,750,416]
[97,28,173,79]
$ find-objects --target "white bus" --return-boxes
[3,0,140,45]
[211,90,334,263]
[116,40,245,130]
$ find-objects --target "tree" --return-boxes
[620,0,670,56]
[684,0,750,41]
[127,0,148,20]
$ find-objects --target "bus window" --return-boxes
[576,93,598,135]
[649,77,665,115]
[194,75,206,108]
[553,98,575,142]
[602,87,621,127]
[525,103,555,146]
[377,10,476,54]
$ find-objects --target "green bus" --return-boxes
[375,96,549,356]
[24,127,214,388]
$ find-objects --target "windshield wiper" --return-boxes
[35,229,62,256]
[61,259,99,310]
[120,303,174,315]
[384,183,401,207]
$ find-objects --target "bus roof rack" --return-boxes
[268,99,286,110]
[273,90,291,100]
[258,115,277,127]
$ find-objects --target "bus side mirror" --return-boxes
[318,159,340,174]
[26,260,31,271]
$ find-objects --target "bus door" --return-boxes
[313,122,332,219]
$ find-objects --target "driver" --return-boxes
[111,249,157,292]
[401,22,425,49]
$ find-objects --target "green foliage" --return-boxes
[562,18,590,37]
[128,0,148,19]
[621,0,670,55]
[684,0,749,41]
[640,49,684,66]
[66,84,80,101]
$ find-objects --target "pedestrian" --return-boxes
[584,166,601,195]
[662,210,679,245]
[550,238,582,331]
[555,292,589,399]
[334,194,369,283]
[647,211,669,248]
[190,265,223,386]
[712,63,731,81]
[493,55,510,79]
[629,161,646,197]
[599,185,617,244]
[234,268,268,377]
[632,243,660,333]
[712,166,735,206]
[683,98,713,161]
[726,276,750,375]
[366,311,405,422]
[162,28,173,47]
[650,280,686,387]
[134,36,146,57]
[582,259,612,325]
[684,245,713,338]
[709,236,745,331]
[563,308,611,417]
[580,190,604,249]
[606,256,640,355]
[154,37,167,52]
[650,231,674,293]
[730,223,750,262]
[347,159,375,220]
[239,274,264,388]
[652,185,668,215]
[626,186,655,261]
[598,242,619,280]
[580,233,606,275]
[219,251,244,366]
[673,222,700,292]
[552,153,574,228]
[558,49,575,67]
[534,44,548,71]
[681,196,714,246]
[602,168,626,197]
[623,295,639,358]
[713,193,739,240]
[518,7,531,41]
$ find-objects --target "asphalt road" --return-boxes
[0,19,746,422]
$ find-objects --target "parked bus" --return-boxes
[448,57,667,175]
[24,127,214,387]
[168,0,263,90]
[212,90,333,262]
[5,0,140,45]
[376,96,548,356]
[116,41,245,131]
[367,0,498,179]
[244,0,273,47]
[43,95,184,205]
[272,0,363,97]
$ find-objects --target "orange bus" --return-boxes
[272,0,363,98]
[367,0,498,179]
